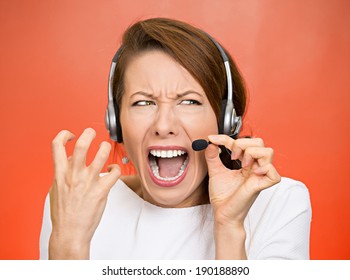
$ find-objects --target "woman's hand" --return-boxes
[49,128,120,259]
[205,134,281,259]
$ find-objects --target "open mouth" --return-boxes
[148,148,189,185]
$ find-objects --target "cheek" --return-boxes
[179,109,218,137]
[120,116,148,165]
[200,113,218,134]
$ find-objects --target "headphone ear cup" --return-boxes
[219,99,227,134]
[220,99,242,138]
[114,104,123,143]
[106,47,124,142]
[220,99,236,135]
[105,101,123,142]
[106,102,117,141]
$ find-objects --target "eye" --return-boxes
[179,99,201,105]
[132,100,156,106]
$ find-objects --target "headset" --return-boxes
[105,33,242,143]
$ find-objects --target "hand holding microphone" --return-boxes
[195,134,281,242]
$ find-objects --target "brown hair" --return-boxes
[113,17,246,121]
[113,17,247,174]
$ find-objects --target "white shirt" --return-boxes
[39,177,311,259]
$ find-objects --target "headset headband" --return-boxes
[106,31,242,142]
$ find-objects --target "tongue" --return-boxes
[157,155,186,178]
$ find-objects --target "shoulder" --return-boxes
[99,174,140,199]
[260,177,310,204]
[277,177,309,192]
[248,177,311,222]
[103,177,145,214]
[245,177,312,259]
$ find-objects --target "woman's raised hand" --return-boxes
[49,128,120,259]
[205,135,281,259]
[206,134,281,225]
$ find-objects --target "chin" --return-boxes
[141,169,206,208]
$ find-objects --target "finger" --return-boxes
[89,141,112,174]
[241,147,274,168]
[51,130,75,174]
[230,138,265,160]
[205,143,227,177]
[208,134,234,150]
[208,135,265,160]
[71,128,96,169]
[253,163,281,190]
[100,164,121,190]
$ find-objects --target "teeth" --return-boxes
[149,156,189,181]
[150,149,186,158]
[149,149,188,181]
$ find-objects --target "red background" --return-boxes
[0,0,349,259]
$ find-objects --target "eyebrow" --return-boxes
[130,91,154,98]
[130,90,204,99]
[177,91,203,98]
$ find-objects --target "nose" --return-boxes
[152,105,179,138]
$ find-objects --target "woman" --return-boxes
[40,18,311,259]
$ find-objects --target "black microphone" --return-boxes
[192,138,241,169]
[192,139,211,151]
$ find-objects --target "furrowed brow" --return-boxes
[130,90,203,100]
[176,91,203,98]
[130,91,154,98]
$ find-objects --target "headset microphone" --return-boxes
[192,133,238,154]
[192,139,210,151]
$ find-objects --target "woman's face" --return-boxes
[120,50,218,207]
